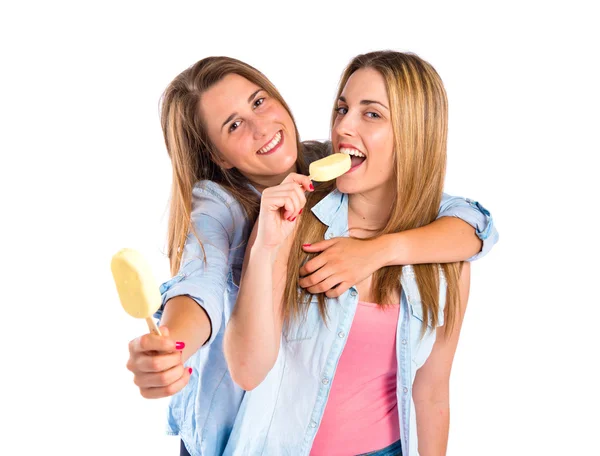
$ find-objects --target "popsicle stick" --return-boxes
[145,317,162,336]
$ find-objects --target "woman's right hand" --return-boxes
[255,173,313,250]
[126,326,192,399]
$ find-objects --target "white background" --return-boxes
[1,1,598,455]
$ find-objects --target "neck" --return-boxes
[348,184,396,235]
[249,163,298,194]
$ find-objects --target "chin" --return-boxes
[335,176,363,194]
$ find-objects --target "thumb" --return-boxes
[158,325,170,338]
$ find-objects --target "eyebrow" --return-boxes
[221,89,264,130]
[338,95,389,110]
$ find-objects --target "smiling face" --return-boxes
[332,68,395,196]
[199,73,298,189]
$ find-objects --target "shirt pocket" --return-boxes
[283,297,321,342]
[408,297,442,369]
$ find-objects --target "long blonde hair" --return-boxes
[284,51,463,336]
[160,56,317,275]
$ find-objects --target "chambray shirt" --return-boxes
[155,181,498,456]
[223,189,489,456]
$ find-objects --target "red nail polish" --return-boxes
[188,367,193,374]
[303,243,311,247]
[299,209,303,214]
[310,184,314,190]
[175,342,185,350]
[290,216,297,222]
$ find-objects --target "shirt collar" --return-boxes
[310,189,349,239]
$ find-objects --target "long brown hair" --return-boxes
[284,51,463,336]
[160,56,316,275]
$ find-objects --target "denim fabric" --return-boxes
[155,182,498,456]
[222,190,498,456]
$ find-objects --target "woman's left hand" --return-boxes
[299,237,386,297]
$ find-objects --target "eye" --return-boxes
[335,106,348,115]
[366,112,381,119]
[229,120,241,133]
[253,97,265,109]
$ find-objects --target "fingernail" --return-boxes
[175,342,185,350]
[303,243,311,247]
[290,216,297,222]
[310,184,314,190]
[299,209,303,214]
[188,368,193,374]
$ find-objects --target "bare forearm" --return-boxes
[415,399,450,456]
[224,246,280,390]
[381,217,481,267]
[160,295,212,363]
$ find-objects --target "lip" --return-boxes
[257,130,284,156]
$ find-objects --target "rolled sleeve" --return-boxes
[153,183,239,347]
[437,193,499,262]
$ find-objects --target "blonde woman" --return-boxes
[125,56,498,456]
[225,51,480,456]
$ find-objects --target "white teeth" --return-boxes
[258,131,282,154]
[340,147,365,158]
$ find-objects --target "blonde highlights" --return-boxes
[284,51,462,336]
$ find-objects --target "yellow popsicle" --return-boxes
[309,153,351,182]
[111,248,162,336]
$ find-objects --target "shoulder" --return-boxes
[190,180,250,232]
[192,180,241,208]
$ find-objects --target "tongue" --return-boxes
[350,156,366,168]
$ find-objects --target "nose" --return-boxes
[251,116,269,140]
[334,111,357,139]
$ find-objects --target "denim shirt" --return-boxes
[223,189,492,456]
[156,182,498,456]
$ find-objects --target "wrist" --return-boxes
[250,243,279,264]
[376,232,407,267]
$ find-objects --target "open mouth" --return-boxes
[340,146,366,171]
[257,130,283,155]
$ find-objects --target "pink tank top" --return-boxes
[310,301,401,455]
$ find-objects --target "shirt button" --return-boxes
[402,339,407,345]
[338,331,345,338]
[403,387,408,393]
[310,421,317,428]
[350,290,357,297]
[322,378,330,385]
[326,232,334,239]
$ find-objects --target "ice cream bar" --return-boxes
[309,153,351,182]
[111,248,162,336]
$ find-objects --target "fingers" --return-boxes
[301,239,336,254]
[134,363,187,388]
[130,351,183,373]
[299,254,327,277]
[299,265,332,288]
[325,282,351,298]
[305,275,342,295]
[139,367,193,399]
[264,181,308,220]
[129,331,178,355]
[282,172,314,192]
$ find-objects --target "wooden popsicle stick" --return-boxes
[145,317,162,336]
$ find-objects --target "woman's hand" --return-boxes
[255,173,313,250]
[299,237,386,297]
[126,326,192,399]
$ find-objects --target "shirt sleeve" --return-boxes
[437,193,499,262]
[153,184,238,346]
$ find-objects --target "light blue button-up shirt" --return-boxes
[223,189,484,456]
[155,181,498,456]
